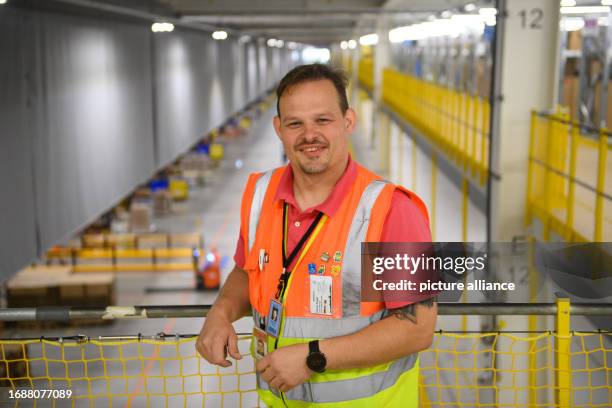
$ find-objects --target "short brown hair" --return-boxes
[276,64,349,117]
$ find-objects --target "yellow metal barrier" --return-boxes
[381,67,490,186]
[526,111,611,242]
[358,58,374,92]
[2,330,610,407]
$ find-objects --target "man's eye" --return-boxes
[317,118,330,124]
[288,122,301,128]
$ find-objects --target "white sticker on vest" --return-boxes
[309,275,332,315]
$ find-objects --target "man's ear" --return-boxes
[344,108,357,133]
[273,115,282,138]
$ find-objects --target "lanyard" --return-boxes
[275,202,325,300]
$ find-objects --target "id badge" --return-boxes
[266,299,282,338]
[310,275,332,315]
[253,327,267,359]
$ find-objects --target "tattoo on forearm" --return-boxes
[385,297,437,323]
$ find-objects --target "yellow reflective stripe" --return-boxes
[257,359,419,407]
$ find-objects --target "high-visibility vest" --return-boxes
[240,163,429,407]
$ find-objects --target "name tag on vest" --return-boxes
[310,275,332,315]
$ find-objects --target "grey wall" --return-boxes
[0,9,39,276]
[0,6,295,279]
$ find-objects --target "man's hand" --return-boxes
[196,313,242,367]
[256,343,312,392]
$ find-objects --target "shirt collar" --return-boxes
[275,155,357,217]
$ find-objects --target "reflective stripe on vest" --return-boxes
[341,179,387,317]
[257,353,418,404]
[247,169,274,253]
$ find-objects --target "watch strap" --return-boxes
[308,340,319,354]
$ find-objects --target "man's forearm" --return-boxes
[208,266,251,322]
[319,301,437,370]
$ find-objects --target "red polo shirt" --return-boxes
[233,156,432,307]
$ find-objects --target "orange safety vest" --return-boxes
[240,163,429,407]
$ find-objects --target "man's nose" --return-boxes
[302,123,321,141]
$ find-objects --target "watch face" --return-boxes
[307,352,326,372]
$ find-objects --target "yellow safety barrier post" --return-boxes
[567,123,579,238]
[594,128,608,241]
[431,153,437,241]
[461,178,469,332]
[528,237,538,408]
[555,298,571,408]
[525,111,537,227]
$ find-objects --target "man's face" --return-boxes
[273,79,356,175]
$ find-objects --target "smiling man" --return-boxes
[196,64,437,407]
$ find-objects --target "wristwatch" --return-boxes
[306,340,327,373]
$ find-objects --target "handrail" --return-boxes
[1,303,611,322]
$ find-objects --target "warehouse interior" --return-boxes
[0,0,610,406]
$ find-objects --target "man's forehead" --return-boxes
[279,80,342,113]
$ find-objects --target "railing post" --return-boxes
[554,297,571,408]
[593,128,608,242]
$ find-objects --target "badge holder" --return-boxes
[266,299,283,338]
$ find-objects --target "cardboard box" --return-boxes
[567,30,582,51]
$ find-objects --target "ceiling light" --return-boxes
[359,33,379,46]
[479,7,497,16]
[560,0,576,6]
[212,31,227,40]
[276,40,284,48]
[441,10,452,19]
[602,0,612,5]
[340,41,348,50]
[239,35,251,43]
[267,38,277,47]
[287,41,298,49]
[561,6,610,14]
[151,22,174,33]
[347,39,357,49]
[561,17,585,31]
[464,3,476,12]
[0,0,7,4]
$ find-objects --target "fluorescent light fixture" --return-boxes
[302,47,330,63]
[276,40,284,47]
[287,41,298,49]
[464,3,476,12]
[347,39,357,49]
[212,30,227,40]
[441,10,452,19]
[0,0,7,4]
[359,33,379,46]
[560,0,576,6]
[340,41,348,50]
[479,7,497,16]
[561,17,585,31]
[151,22,174,33]
[561,6,610,14]
[602,0,612,5]
[267,38,277,47]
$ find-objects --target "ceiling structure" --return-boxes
[41,0,496,46]
[162,0,492,46]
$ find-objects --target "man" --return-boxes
[196,64,437,407]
